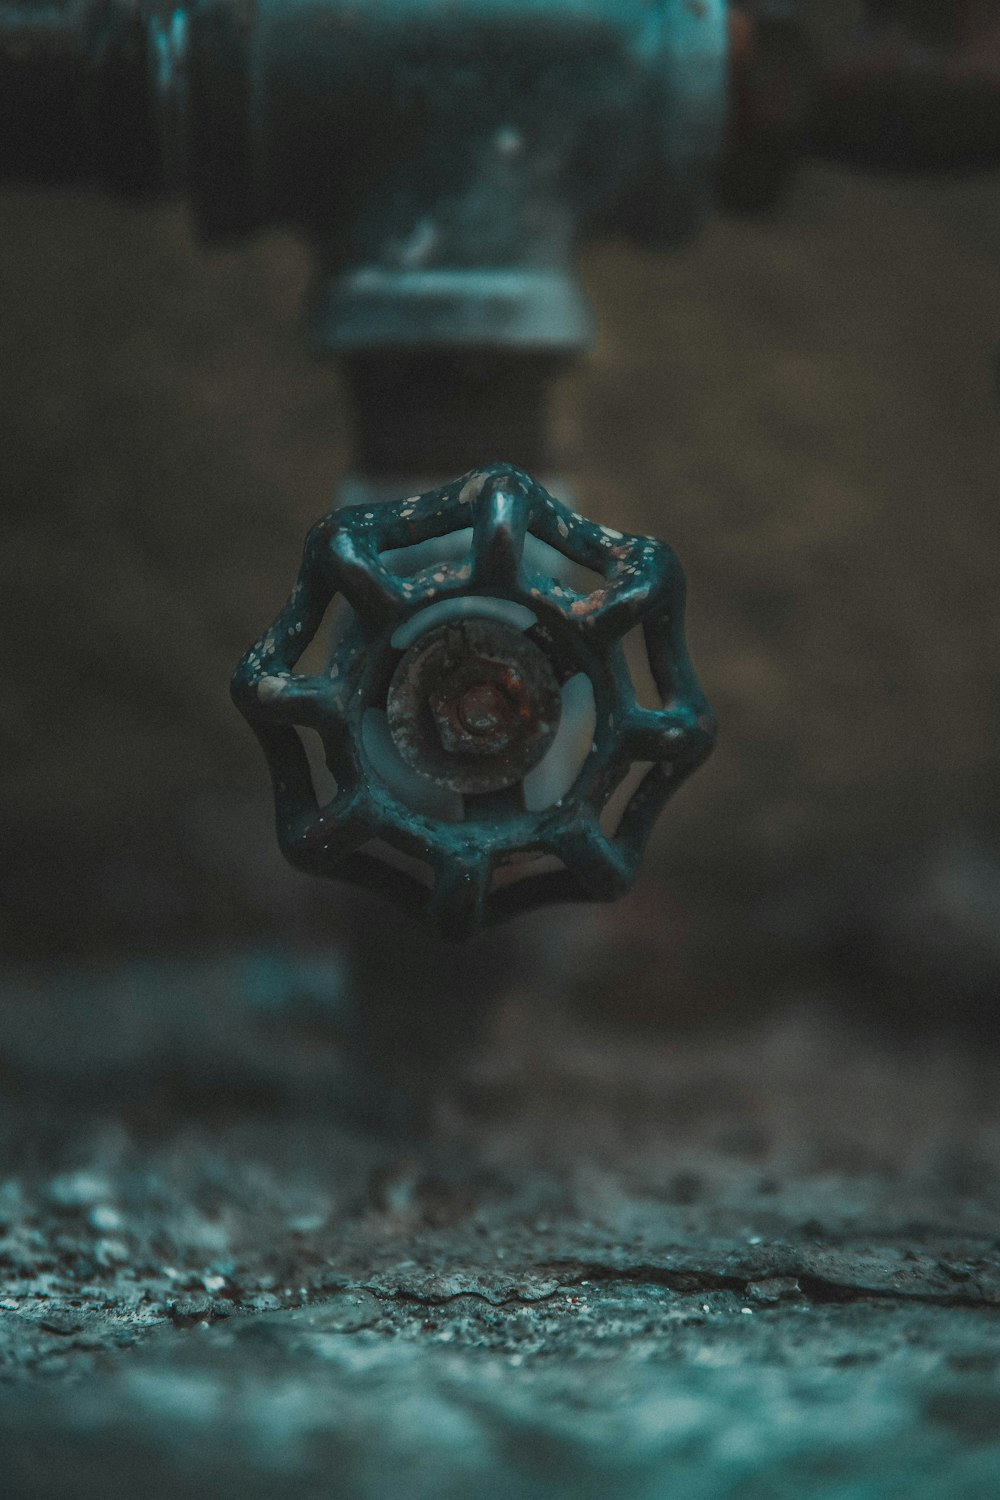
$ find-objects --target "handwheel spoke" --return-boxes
[556,818,633,901]
[472,474,529,588]
[624,707,715,767]
[329,531,407,631]
[280,787,371,874]
[588,562,671,645]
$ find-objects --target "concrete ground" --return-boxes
[1,954,998,1498]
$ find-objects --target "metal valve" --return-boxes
[233,464,715,939]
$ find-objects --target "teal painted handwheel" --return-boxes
[232,464,715,939]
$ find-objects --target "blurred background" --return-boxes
[1,6,1000,1492]
[0,0,998,1046]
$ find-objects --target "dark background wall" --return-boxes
[1,37,998,1030]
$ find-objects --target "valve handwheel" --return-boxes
[232,464,716,939]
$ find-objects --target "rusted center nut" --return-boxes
[458,682,508,737]
[428,659,530,759]
[386,617,561,795]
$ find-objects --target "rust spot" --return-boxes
[386,618,561,794]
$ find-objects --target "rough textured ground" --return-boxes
[1,961,999,1497]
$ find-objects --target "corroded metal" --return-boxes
[387,619,562,795]
[232,463,716,939]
